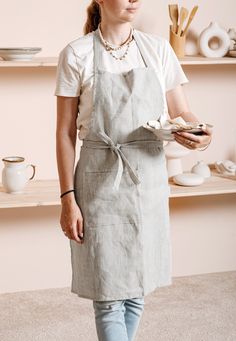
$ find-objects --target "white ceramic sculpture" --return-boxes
[164,141,190,178]
[191,160,211,178]
[198,22,231,58]
[215,160,236,175]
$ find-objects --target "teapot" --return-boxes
[1,156,36,193]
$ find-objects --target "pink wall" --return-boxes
[0,1,236,292]
[1,0,236,179]
[0,0,235,56]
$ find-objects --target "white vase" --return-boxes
[198,22,231,58]
[164,141,190,178]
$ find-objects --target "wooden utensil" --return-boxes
[168,4,179,34]
[182,5,199,36]
[177,7,189,36]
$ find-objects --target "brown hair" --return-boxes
[83,1,101,35]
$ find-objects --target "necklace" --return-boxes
[98,24,134,61]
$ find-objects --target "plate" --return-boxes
[143,123,213,141]
[0,47,42,61]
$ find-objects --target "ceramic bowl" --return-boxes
[0,47,42,61]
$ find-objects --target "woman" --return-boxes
[55,1,212,340]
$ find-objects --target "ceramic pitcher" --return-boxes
[1,156,36,193]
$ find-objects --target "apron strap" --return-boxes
[93,28,101,72]
[132,29,153,68]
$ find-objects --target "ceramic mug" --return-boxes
[1,156,36,193]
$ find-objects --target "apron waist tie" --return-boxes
[82,131,163,191]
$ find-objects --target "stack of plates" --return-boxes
[227,50,236,58]
[0,47,42,61]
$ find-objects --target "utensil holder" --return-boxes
[169,25,186,58]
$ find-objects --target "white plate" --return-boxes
[0,47,42,61]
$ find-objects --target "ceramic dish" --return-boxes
[173,173,205,186]
[142,122,213,141]
[0,47,42,61]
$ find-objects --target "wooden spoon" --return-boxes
[177,7,189,36]
[168,4,179,34]
[182,6,199,36]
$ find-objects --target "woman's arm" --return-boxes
[166,85,213,150]
[56,96,78,202]
[56,96,84,244]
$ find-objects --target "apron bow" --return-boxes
[97,131,141,191]
[82,131,163,191]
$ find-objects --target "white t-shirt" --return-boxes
[54,27,189,140]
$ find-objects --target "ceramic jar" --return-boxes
[191,160,211,178]
[2,156,36,193]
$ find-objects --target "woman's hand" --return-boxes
[165,85,213,150]
[173,125,213,150]
[60,196,84,244]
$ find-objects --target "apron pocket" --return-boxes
[82,170,139,228]
[87,222,143,296]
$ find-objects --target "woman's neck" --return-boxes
[98,22,133,46]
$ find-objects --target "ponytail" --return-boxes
[83,1,101,35]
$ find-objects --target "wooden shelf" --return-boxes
[179,55,236,65]
[0,170,236,209]
[0,55,236,68]
[0,179,60,208]
[169,170,236,198]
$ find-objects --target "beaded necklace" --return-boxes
[98,23,134,61]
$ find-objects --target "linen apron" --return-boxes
[71,28,172,301]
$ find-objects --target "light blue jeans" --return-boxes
[92,297,145,341]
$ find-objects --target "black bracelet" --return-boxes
[60,189,75,199]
